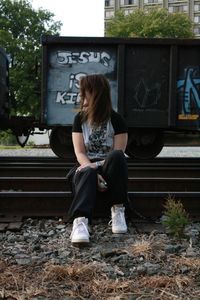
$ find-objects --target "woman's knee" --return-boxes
[74,167,97,188]
[76,166,97,179]
[108,150,125,162]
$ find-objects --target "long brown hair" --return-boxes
[79,74,112,126]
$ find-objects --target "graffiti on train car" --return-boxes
[133,78,161,109]
[57,50,111,67]
[55,50,112,105]
[46,47,117,125]
[55,72,86,105]
[177,67,200,120]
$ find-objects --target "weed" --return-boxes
[161,196,190,238]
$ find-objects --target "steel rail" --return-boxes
[1,176,200,191]
[0,157,200,222]
[0,191,200,220]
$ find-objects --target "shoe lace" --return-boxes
[70,221,89,239]
[109,209,125,226]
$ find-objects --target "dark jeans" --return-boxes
[67,150,128,223]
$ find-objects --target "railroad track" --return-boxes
[0,156,200,223]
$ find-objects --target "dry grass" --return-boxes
[138,274,191,290]
[0,258,200,300]
[171,256,200,271]
[130,238,152,258]
[0,262,47,300]
[43,261,102,282]
[127,232,160,259]
[0,261,137,299]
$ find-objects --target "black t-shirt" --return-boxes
[72,110,128,159]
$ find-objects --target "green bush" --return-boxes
[162,196,190,238]
[0,130,17,145]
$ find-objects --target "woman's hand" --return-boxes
[76,160,105,172]
[97,174,107,192]
[76,162,97,172]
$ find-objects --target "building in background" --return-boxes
[105,0,200,37]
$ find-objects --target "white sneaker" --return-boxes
[110,205,127,234]
[70,217,90,244]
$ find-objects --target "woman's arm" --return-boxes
[113,133,128,152]
[72,132,97,169]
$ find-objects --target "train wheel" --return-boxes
[49,126,74,159]
[126,130,164,159]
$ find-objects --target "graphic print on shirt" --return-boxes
[88,123,108,157]
[81,118,115,159]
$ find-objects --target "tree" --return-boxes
[0,0,62,118]
[106,8,194,39]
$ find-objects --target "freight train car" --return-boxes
[1,36,200,159]
[41,36,200,159]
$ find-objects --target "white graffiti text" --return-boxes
[57,51,111,67]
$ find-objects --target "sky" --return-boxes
[31,0,105,37]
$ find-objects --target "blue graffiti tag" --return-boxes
[177,67,200,114]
